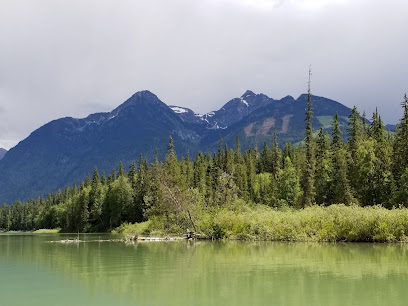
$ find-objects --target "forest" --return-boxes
[1,92,408,242]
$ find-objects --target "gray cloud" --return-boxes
[0,0,407,149]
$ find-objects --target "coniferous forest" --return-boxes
[2,93,408,242]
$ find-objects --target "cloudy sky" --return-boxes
[0,0,407,150]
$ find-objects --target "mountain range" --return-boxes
[0,90,382,204]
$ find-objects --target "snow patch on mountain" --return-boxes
[108,113,118,120]
[240,98,249,107]
[170,106,188,114]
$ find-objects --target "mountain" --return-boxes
[0,89,373,204]
[171,90,276,129]
[201,90,276,129]
[0,91,200,204]
[386,124,396,132]
[172,92,353,151]
[0,148,6,161]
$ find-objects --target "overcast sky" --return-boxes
[1,0,407,150]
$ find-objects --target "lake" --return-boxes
[1,233,407,305]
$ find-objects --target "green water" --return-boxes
[1,234,408,306]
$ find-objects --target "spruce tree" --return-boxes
[314,128,332,205]
[101,172,107,185]
[329,113,354,205]
[118,161,125,177]
[348,106,362,154]
[234,136,243,164]
[301,68,315,207]
[278,156,301,207]
[331,112,343,150]
[348,107,362,194]
[271,130,282,178]
[128,161,137,189]
[393,94,408,183]
[260,142,271,173]
[89,167,103,230]
[372,115,395,205]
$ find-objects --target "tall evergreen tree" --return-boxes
[314,128,332,204]
[348,106,362,194]
[393,94,408,183]
[89,167,103,230]
[348,106,362,153]
[118,161,126,177]
[278,157,301,207]
[372,114,395,205]
[301,68,315,207]
[128,161,137,188]
[331,112,343,150]
[329,114,354,205]
[271,130,282,177]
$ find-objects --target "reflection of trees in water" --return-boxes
[2,236,408,305]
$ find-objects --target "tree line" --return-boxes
[1,93,408,233]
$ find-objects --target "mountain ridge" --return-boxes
[0,90,378,204]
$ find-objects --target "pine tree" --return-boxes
[331,112,343,150]
[109,169,116,183]
[301,67,315,207]
[260,142,271,173]
[393,94,408,183]
[84,173,91,188]
[348,107,362,195]
[348,106,362,154]
[164,136,181,183]
[89,167,103,230]
[329,113,354,205]
[314,128,332,205]
[278,157,301,207]
[91,167,100,187]
[362,110,368,137]
[271,130,282,178]
[118,161,125,177]
[101,172,107,185]
[234,136,243,164]
[282,142,295,166]
[371,115,395,205]
[216,136,224,170]
[128,161,137,189]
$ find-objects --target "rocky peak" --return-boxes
[112,90,166,115]
[241,90,256,98]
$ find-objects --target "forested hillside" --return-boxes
[0,90,362,204]
[1,94,408,241]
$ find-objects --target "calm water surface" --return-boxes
[1,233,407,306]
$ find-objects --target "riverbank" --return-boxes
[114,204,408,243]
[0,228,61,234]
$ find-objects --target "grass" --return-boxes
[113,221,154,236]
[316,116,335,128]
[1,228,61,234]
[32,228,61,234]
[115,204,408,242]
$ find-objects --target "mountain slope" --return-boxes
[0,90,363,204]
[0,91,199,203]
[0,148,6,161]
[196,94,353,151]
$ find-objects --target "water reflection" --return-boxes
[1,234,408,306]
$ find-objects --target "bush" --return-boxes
[199,204,408,242]
[114,204,408,242]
